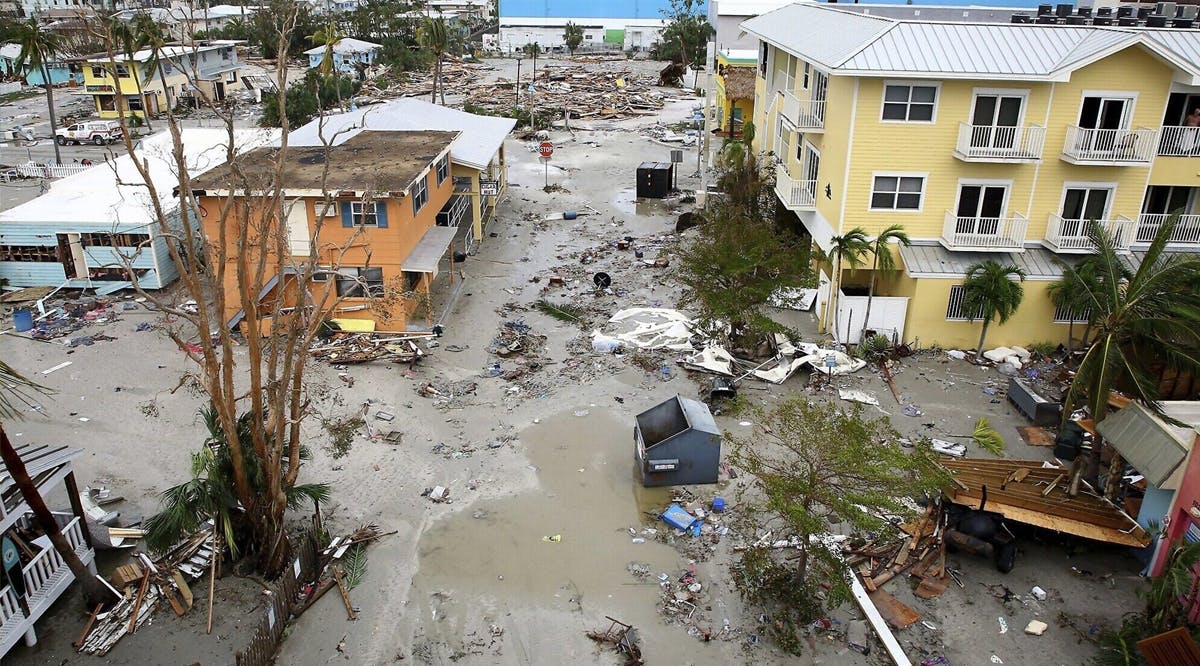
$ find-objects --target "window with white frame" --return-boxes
[871,175,924,211]
[946,285,984,321]
[115,64,130,78]
[882,83,938,122]
[90,66,105,78]
[802,62,810,89]
[1053,304,1091,324]
[351,201,378,226]
[411,175,429,215]
[436,155,449,184]
[758,42,768,77]
[774,117,792,156]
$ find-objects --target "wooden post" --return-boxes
[64,472,93,549]
[207,518,218,635]
[74,603,101,650]
[332,565,356,621]
[128,569,150,634]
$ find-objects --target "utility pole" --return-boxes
[515,56,521,107]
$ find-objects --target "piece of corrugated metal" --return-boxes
[1096,403,1191,488]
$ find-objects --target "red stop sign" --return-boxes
[538,141,554,158]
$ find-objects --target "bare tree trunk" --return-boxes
[861,251,879,342]
[1104,451,1125,500]
[42,64,61,165]
[975,318,991,363]
[0,426,112,607]
[438,56,445,106]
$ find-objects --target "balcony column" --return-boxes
[64,471,93,551]
[22,625,36,647]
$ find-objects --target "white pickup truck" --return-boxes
[55,121,123,146]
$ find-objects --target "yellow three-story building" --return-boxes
[744,3,1200,349]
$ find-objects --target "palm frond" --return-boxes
[287,483,331,511]
[0,358,52,421]
[340,544,367,590]
[973,418,1005,456]
[533,299,586,323]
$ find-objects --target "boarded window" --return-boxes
[1,245,59,262]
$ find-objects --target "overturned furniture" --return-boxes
[634,395,721,487]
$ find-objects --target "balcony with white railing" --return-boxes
[779,90,825,131]
[1135,213,1200,247]
[954,123,1046,162]
[0,514,94,656]
[1043,214,1135,253]
[940,211,1029,252]
[1157,126,1200,157]
[774,164,816,211]
[1061,126,1158,165]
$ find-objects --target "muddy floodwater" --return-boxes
[412,408,735,664]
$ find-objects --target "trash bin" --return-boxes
[13,308,33,332]
[636,162,673,199]
[634,395,722,487]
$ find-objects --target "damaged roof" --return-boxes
[722,66,757,101]
[941,458,1150,548]
[190,130,458,195]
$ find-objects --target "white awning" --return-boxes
[402,225,457,277]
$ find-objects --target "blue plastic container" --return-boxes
[662,503,698,531]
[12,308,33,332]
[712,497,726,513]
[562,210,578,220]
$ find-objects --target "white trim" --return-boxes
[1076,91,1139,129]
[968,87,1030,128]
[838,78,860,235]
[953,178,1014,218]
[1059,181,1119,218]
[1028,81,1056,219]
[880,80,941,124]
[869,172,928,213]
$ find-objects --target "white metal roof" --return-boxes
[85,42,231,64]
[287,98,516,171]
[712,0,796,17]
[303,38,383,56]
[741,3,1200,82]
[402,225,457,276]
[0,128,278,229]
[0,43,21,60]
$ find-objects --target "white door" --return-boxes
[285,201,311,256]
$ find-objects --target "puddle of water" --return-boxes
[413,408,720,662]
[612,188,674,218]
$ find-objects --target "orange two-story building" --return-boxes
[191,129,460,332]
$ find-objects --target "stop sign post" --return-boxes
[538,141,554,189]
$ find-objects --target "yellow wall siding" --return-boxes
[1149,156,1200,188]
[1024,46,1172,237]
[898,277,1070,349]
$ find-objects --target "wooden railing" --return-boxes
[774,164,816,211]
[941,211,1028,250]
[1062,126,1157,163]
[1136,213,1200,246]
[1045,214,1135,253]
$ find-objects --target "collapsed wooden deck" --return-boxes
[940,458,1151,548]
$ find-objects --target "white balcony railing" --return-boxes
[1136,213,1200,246]
[779,90,825,130]
[955,123,1046,161]
[940,211,1029,251]
[1045,214,1135,253]
[0,585,23,633]
[1062,126,1158,164]
[774,164,816,211]
[1157,126,1200,157]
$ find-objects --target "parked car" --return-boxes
[55,121,122,146]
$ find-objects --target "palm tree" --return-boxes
[144,406,329,557]
[307,22,343,78]
[823,227,871,342]
[961,260,1026,362]
[106,16,153,130]
[418,17,450,104]
[14,18,64,165]
[563,21,583,56]
[1047,258,1099,355]
[0,359,115,607]
[1059,217,1200,499]
[860,224,911,342]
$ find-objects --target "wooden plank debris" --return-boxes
[868,588,921,630]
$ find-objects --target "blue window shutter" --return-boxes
[375,202,388,228]
[341,201,353,227]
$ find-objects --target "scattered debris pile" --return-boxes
[484,320,549,383]
[79,525,217,655]
[311,332,431,365]
[586,616,644,666]
[359,57,491,99]
[292,524,391,622]
[846,502,952,602]
[466,66,670,120]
